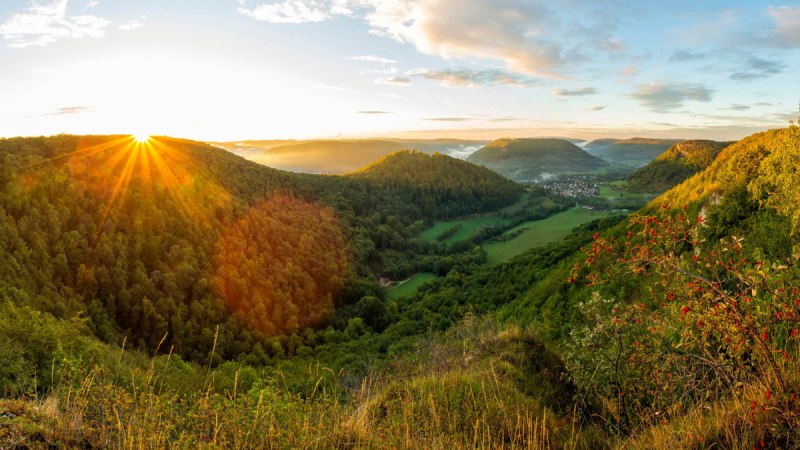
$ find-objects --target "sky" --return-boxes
[0,0,798,142]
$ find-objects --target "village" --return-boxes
[541,175,600,199]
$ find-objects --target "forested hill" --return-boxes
[626,140,730,192]
[466,138,610,182]
[350,150,523,217]
[583,137,681,168]
[0,135,521,361]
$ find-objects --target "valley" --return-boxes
[1,1,797,446]
[3,127,796,449]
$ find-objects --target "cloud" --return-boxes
[0,0,110,48]
[239,1,630,77]
[362,67,397,75]
[44,105,92,116]
[628,82,713,113]
[722,104,750,111]
[588,105,606,111]
[236,0,352,23]
[425,117,473,122]
[553,87,596,97]
[374,76,410,86]
[118,20,144,31]
[668,50,705,62]
[767,6,800,46]
[363,0,564,77]
[86,0,99,7]
[357,110,393,114]
[620,66,638,76]
[346,55,396,64]
[730,57,785,82]
[407,68,538,88]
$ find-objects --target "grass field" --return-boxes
[387,272,439,299]
[483,208,618,265]
[418,192,555,244]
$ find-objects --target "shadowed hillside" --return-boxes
[584,137,682,168]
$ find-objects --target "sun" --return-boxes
[132,133,151,144]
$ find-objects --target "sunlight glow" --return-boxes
[132,133,151,144]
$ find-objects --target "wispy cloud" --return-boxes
[357,110,393,114]
[118,20,144,31]
[668,50,705,62]
[236,0,352,24]
[724,104,750,111]
[588,105,606,112]
[0,0,110,48]
[730,57,785,82]
[628,82,713,113]
[407,68,538,88]
[425,117,473,122]
[346,55,396,64]
[44,105,92,116]
[374,76,410,86]
[362,67,397,75]
[553,87,596,97]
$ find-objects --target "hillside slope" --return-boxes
[626,140,730,192]
[491,124,800,446]
[466,138,611,182]
[584,137,681,168]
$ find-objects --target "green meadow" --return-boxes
[387,272,440,299]
[484,207,618,265]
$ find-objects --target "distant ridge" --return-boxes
[212,138,489,174]
[584,137,681,168]
[466,138,611,182]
